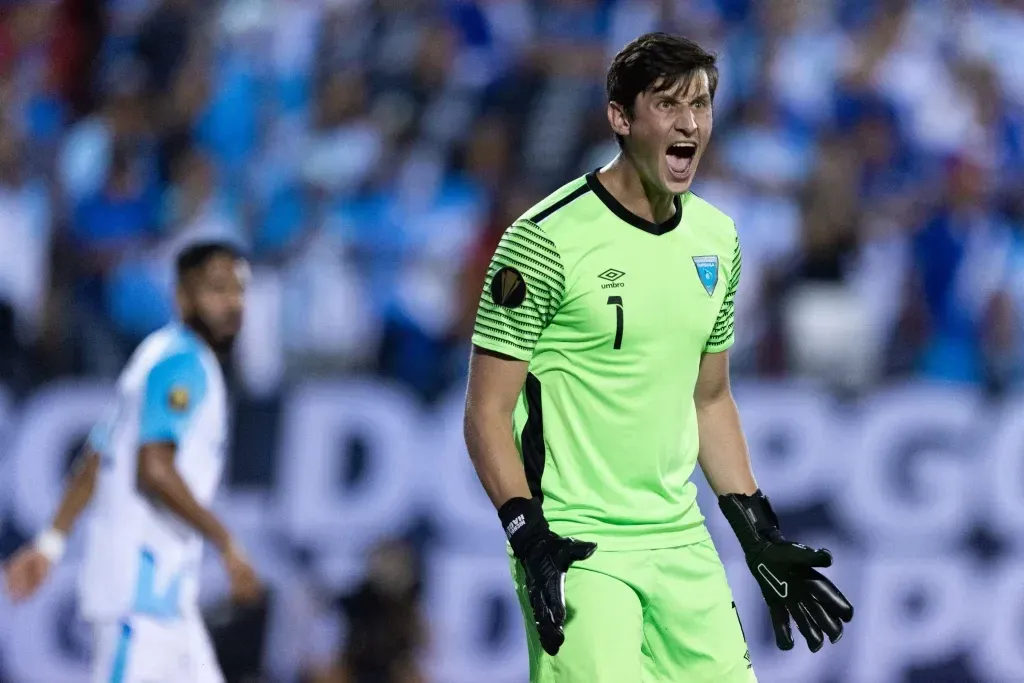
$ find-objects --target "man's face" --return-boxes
[181,255,247,352]
[613,70,713,195]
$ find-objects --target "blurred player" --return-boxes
[3,242,261,683]
[464,33,854,683]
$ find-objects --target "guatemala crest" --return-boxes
[692,255,719,296]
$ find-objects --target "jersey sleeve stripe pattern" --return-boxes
[476,309,544,333]
[528,183,591,224]
[472,220,565,360]
[493,243,562,291]
[705,232,742,353]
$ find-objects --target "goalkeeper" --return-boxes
[463,33,852,683]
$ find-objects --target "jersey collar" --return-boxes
[585,171,683,236]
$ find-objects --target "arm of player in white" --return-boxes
[137,442,234,552]
[137,440,261,606]
[464,346,534,510]
[48,446,101,540]
[694,350,758,496]
[3,445,100,601]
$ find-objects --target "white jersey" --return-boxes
[79,324,228,623]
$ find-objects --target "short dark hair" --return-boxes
[606,33,718,139]
[175,241,245,282]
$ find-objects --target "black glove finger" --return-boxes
[769,602,794,651]
[561,539,597,566]
[529,589,564,656]
[801,596,843,644]
[540,571,567,627]
[806,569,854,623]
[535,616,564,655]
[790,602,824,653]
[768,542,833,569]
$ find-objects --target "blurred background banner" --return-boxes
[1,380,1023,683]
[1,0,1024,681]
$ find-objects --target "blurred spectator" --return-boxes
[105,146,244,341]
[0,123,51,390]
[300,69,383,199]
[58,58,152,203]
[719,90,814,194]
[316,1,374,79]
[135,0,197,93]
[957,59,1024,208]
[781,137,880,391]
[366,142,485,402]
[957,0,1024,109]
[156,43,214,183]
[868,0,983,158]
[521,0,608,183]
[448,0,535,88]
[306,539,427,683]
[1,0,1024,397]
[69,139,161,269]
[903,156,1016,387]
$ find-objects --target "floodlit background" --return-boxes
[1,0,1024,681]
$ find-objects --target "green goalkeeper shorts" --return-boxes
[512,537,759,683]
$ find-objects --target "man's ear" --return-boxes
[607,101,631,139]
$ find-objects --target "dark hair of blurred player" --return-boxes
[175,242,248,355]
[604,32,718,213]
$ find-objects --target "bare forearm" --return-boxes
[696,394,757,496]
[464,411,532,509]
[139,465,231,552]
[51,449,100,535]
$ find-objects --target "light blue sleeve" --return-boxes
[138,351,208,445]
[86,419,112,454]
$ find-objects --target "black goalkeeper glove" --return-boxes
[719,490,854,653]
[499,497,596,656]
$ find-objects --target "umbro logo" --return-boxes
[599,269,625,289]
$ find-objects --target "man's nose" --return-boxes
[676,108,697,136]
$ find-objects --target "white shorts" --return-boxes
[92,613,225,683]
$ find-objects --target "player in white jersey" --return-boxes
[3,242,262,683]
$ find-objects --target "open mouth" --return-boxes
[666,142,697,179]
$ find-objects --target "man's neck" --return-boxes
[598,154,678,224]
[181,319,217,355]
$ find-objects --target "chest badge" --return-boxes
[692,256,719,296]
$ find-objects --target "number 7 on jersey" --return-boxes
[607,296,624,350]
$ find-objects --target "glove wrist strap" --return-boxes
[718,489,780,553]
[498,497,549,558]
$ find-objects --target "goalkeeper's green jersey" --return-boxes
[472,171,741,551]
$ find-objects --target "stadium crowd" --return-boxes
[2,0,1024,405]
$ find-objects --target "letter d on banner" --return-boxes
[276,381,419,553]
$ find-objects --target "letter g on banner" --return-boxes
[10,382,112,534]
